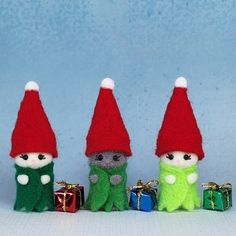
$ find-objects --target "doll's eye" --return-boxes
[20,154,28,160]
[166,154,174,160]
[95,154,104,161]
[184,154,191,160]
[38,154,46,160]
[113,155,120,161]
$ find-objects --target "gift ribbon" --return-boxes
[202,182,232,209]
[56,181,82,212]
[128,180,159,210]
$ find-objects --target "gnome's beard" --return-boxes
[89,151,127,169]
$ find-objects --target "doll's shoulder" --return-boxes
[15,164,32,175]
[89,164,107,176]
[38,162,54,174]
[183,164,198,175]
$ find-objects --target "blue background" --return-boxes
[0,0,235,208]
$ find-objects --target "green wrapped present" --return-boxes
[202,182,232,211]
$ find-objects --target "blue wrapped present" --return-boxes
[129,180,158,212]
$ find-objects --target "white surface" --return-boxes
[0,205,235,236]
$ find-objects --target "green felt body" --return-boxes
[158,162,201,212]
[85,163,128,212]
[14,162,54,212]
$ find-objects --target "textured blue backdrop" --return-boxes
[0,0,235,208]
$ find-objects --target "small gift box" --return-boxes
[128,180,158,212]
[202,182,232,211]
[55,181,84,213]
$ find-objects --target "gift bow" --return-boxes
[56,181,80,190]
[128,179,159,192]
[202,182,232,190]
[56,181,82,212]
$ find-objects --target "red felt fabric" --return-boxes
[85,87,132,157]
[156,87,204,160]
[10,90,58,158]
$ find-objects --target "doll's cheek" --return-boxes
[15,159,28,167]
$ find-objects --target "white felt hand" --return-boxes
[17,175,29,185]
[89,174,98,184]
[41,175,51,185]
[110,175,123,185]
[187,172,198,184]
[165,175,176,184]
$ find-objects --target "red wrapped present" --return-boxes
[55,181,84,213]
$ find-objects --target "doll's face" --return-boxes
[160,151,198,168]
[15,152,53,169]
[89,151,127,168]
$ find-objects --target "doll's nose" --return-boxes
[104,159,111,164]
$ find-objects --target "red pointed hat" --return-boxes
[156,77,204,160]
[10,81,58,158]
[85,78,132,157]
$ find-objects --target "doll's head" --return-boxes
[155,77,204,162]
[160,151,198,168]
[85,78,132,163]
[10,81,58,162]
[89,151,127,168]
[15,152,53,169]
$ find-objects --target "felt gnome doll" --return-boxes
[156,77,204,212]
[84,78,132,212]
[10,81,58,212]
